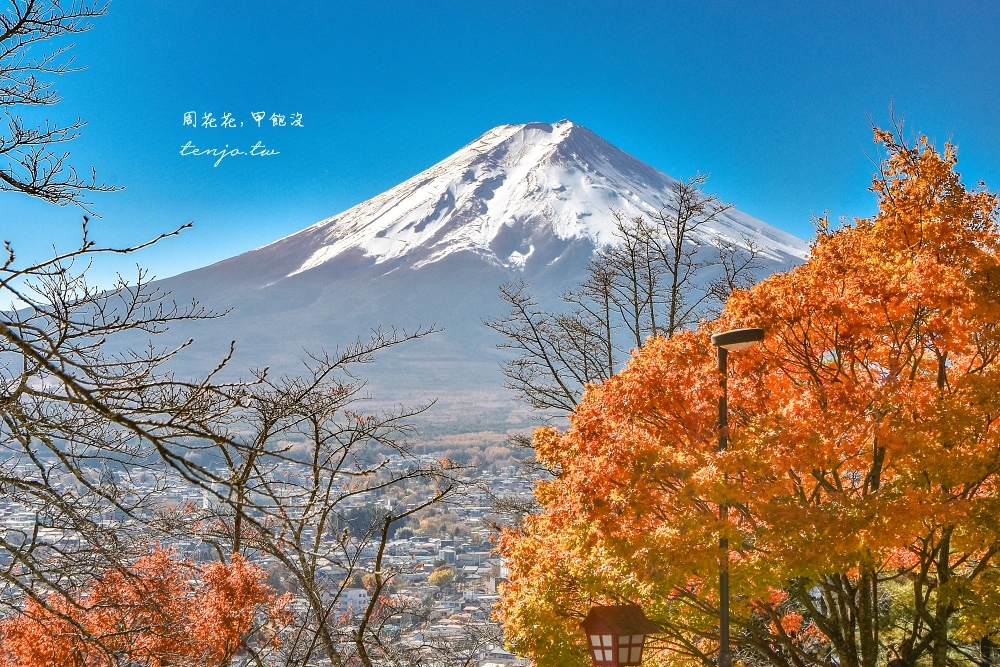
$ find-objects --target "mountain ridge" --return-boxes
[221,120,805,286]
[151,120,808,431]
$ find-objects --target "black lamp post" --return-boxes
[709,327,765,667]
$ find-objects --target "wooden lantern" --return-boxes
[580,604,660,666]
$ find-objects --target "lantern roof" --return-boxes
[580,604,660,636]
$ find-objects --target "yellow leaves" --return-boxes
[532,425,565,468]
[428,567,456,589]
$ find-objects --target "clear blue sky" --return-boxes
[2,1,998,285]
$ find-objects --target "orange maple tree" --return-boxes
[497,126,1000,667]
[0,549,291,667]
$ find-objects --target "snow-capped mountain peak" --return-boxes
[268,120,806,277]
[156,121,811,425]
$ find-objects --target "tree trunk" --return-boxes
[932,528,953,667]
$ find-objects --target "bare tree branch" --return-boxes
[0,1,117,209]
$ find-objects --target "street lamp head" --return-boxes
[711,327,765,352]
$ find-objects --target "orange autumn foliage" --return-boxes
[0,549,291,667]
[497,128,1000,667]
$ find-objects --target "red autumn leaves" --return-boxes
[0,549,290,667]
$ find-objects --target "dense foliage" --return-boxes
[0,550,289,667]
[497,128,1000,667]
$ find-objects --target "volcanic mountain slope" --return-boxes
[155,120,808,430]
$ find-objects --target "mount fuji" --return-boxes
[156,121,808,431]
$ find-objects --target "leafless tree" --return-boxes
[0,5,481,663]
[486,279,608,412]
[486,173,765,413]
[642,173,735,333]
[708,232,765,306]
[0,221,230,620]
[604,212,657,349]
[183,353,463,667]
[0,220,468,667]
[1,1,117,208]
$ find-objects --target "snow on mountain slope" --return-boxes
[152,121,810,431]
[262,120,806,278]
